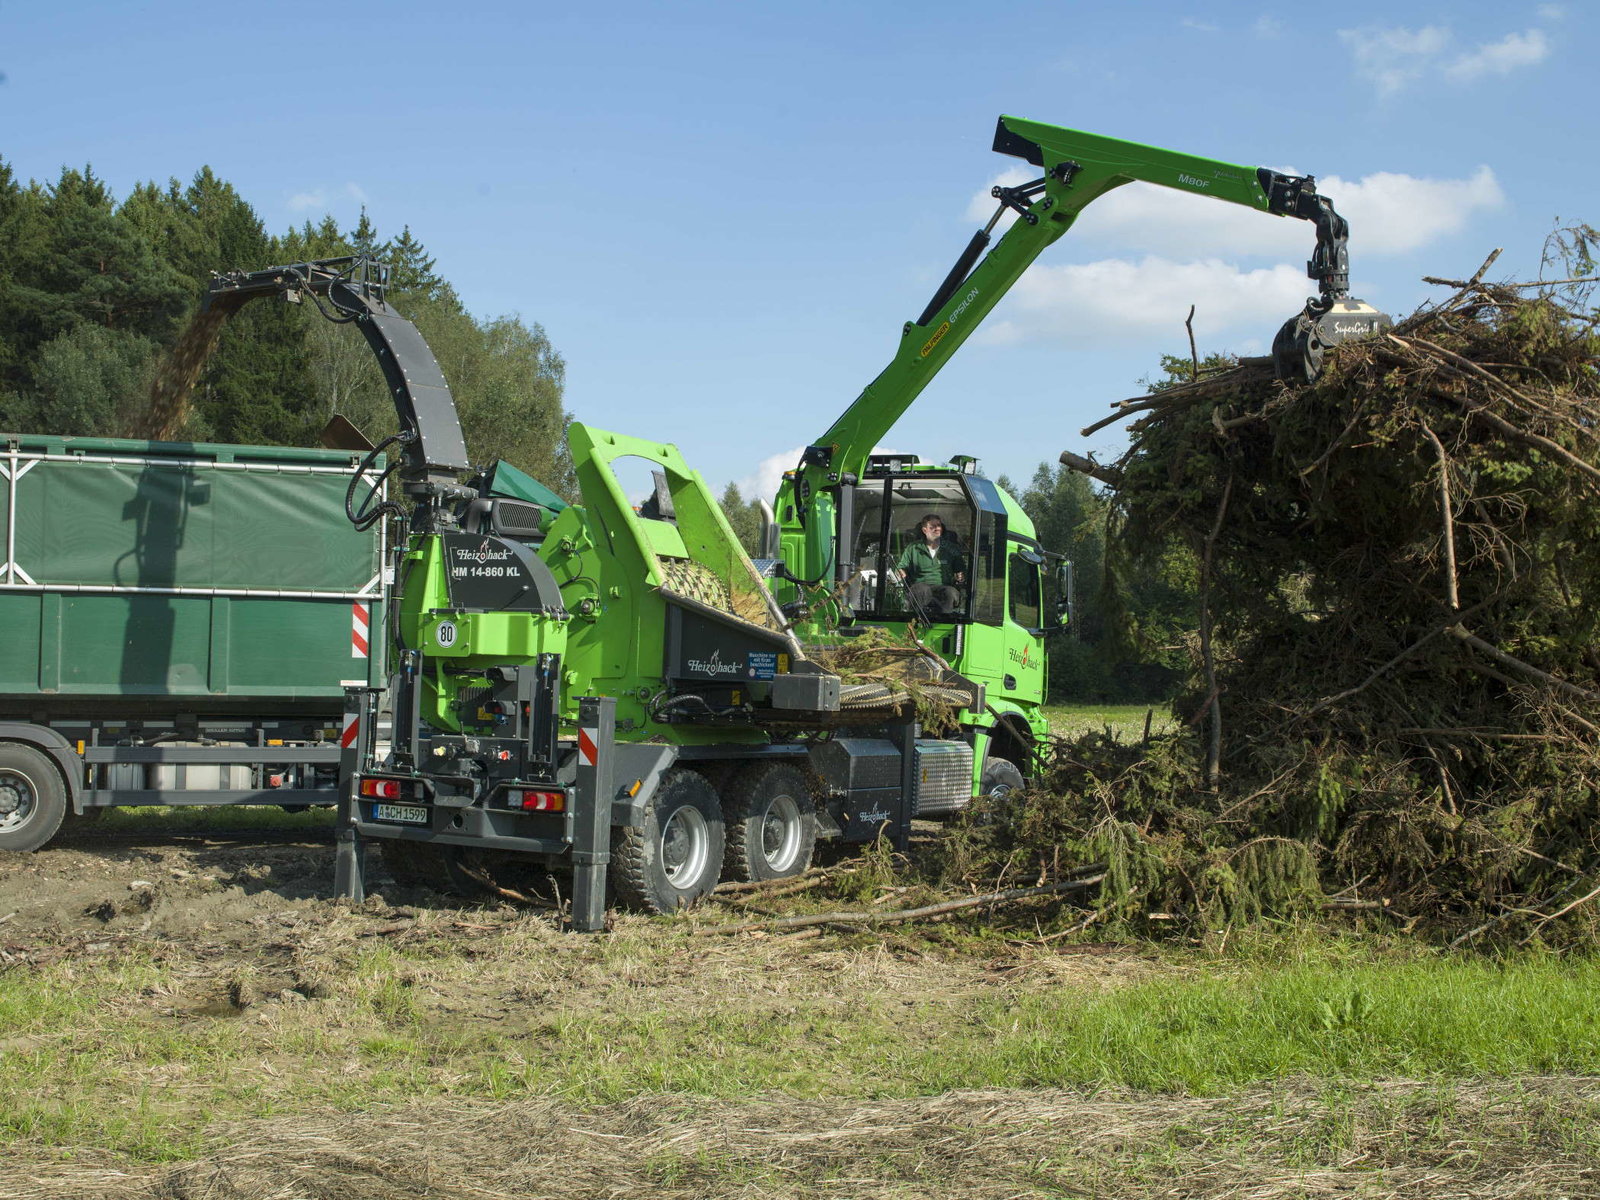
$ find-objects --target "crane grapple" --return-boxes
[993,117,1392,384]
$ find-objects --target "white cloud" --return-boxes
[1254,15,1283,38]
[1322,166,1504,253]
[1180,17,1218,32]
[973,257,1311,349]
[964,167,1035,223]
[1537,5,1566,21]
[1341,23,1552,95]
[736,447,804,504]
[1339,24,1452,96]
[968,167,1502,263]
[1444,29,1550,81]
[945,159,1502,356]
[285,182,368,215]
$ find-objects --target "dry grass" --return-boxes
[5,1079,1597,1199]
[6,828,1600,1198]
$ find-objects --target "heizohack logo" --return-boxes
[687,649,741,677]
[455,539,512,565]
[1008,644,1038,671]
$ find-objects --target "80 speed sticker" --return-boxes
[435,620,458,647]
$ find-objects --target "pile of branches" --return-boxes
[1037,256,1600,946]
[807,625,965,734]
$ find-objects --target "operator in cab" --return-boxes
[896,514,966,615]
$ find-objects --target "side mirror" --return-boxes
[1052,559,1074,630]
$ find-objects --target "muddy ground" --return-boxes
[1,820,1597,1199]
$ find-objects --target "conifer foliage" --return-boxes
[0,162,572,495]
[1025,253,1600,946]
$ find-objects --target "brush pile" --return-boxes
[1030,257,1600,946]
[807,625,966,733]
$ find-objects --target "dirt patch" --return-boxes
[0,833,336,946]
[0,825,1152,1070]
[5,1079,1598,1200]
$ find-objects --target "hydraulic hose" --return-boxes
[346,433,410,531]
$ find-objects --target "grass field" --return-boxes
[2,892,1597,1198]
[1042,702,1179,741]
[4,706,1598,1197]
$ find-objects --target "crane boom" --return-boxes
[776,115,1388,588]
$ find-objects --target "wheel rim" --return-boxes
[759,793,803,873]
[0,770,37,833]
[661,805,710,887]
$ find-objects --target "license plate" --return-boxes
[372,803,428,825]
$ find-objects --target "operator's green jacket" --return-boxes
[895,539,966,587]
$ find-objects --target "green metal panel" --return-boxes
[228,597,368,695]
[486,459,569,512]
[0,594,42,692]
[57,594,213,694]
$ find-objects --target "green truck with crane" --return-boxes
[766,114,1389,803]
[0,116,1388,930]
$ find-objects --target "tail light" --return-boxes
[359,778,402,800]
[519,789,565,812]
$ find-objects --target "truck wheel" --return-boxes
[979,757,1025,800]
[610,769,724,913]
[722,762,817,882]
[0,743,68,852]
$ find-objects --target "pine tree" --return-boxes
[718,482,763,555]
[0,160,42,390]
[18,166,189,345]
[385,226,451,305]
[349,209,379,256]
[274,215,349,263]
[171,169,317,445]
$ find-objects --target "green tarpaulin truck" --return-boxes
[0,434,385,850]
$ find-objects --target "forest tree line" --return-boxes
[0,162,574,494]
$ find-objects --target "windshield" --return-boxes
[846,477,1000,624]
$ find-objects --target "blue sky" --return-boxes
[3,1,1590,500]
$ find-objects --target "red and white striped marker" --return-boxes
[577,726,599,768]
[340,713,361,749]
[351,603,370,658]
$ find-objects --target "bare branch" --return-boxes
[698,874,1106,936]
[1419,423,1460,610]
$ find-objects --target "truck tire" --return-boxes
[979,756,1025,800]
[0,743,68,852]
[721,762,817,882]
[610,769,724,913]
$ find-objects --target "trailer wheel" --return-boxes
[0,743,68,852]
[722,762,817,882]
[979,757,1025,800]
[610,769,724,913]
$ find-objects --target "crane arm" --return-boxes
[804,116,1356,485]
[775,116,1385,587]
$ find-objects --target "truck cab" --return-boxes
[820,454,1052,787]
